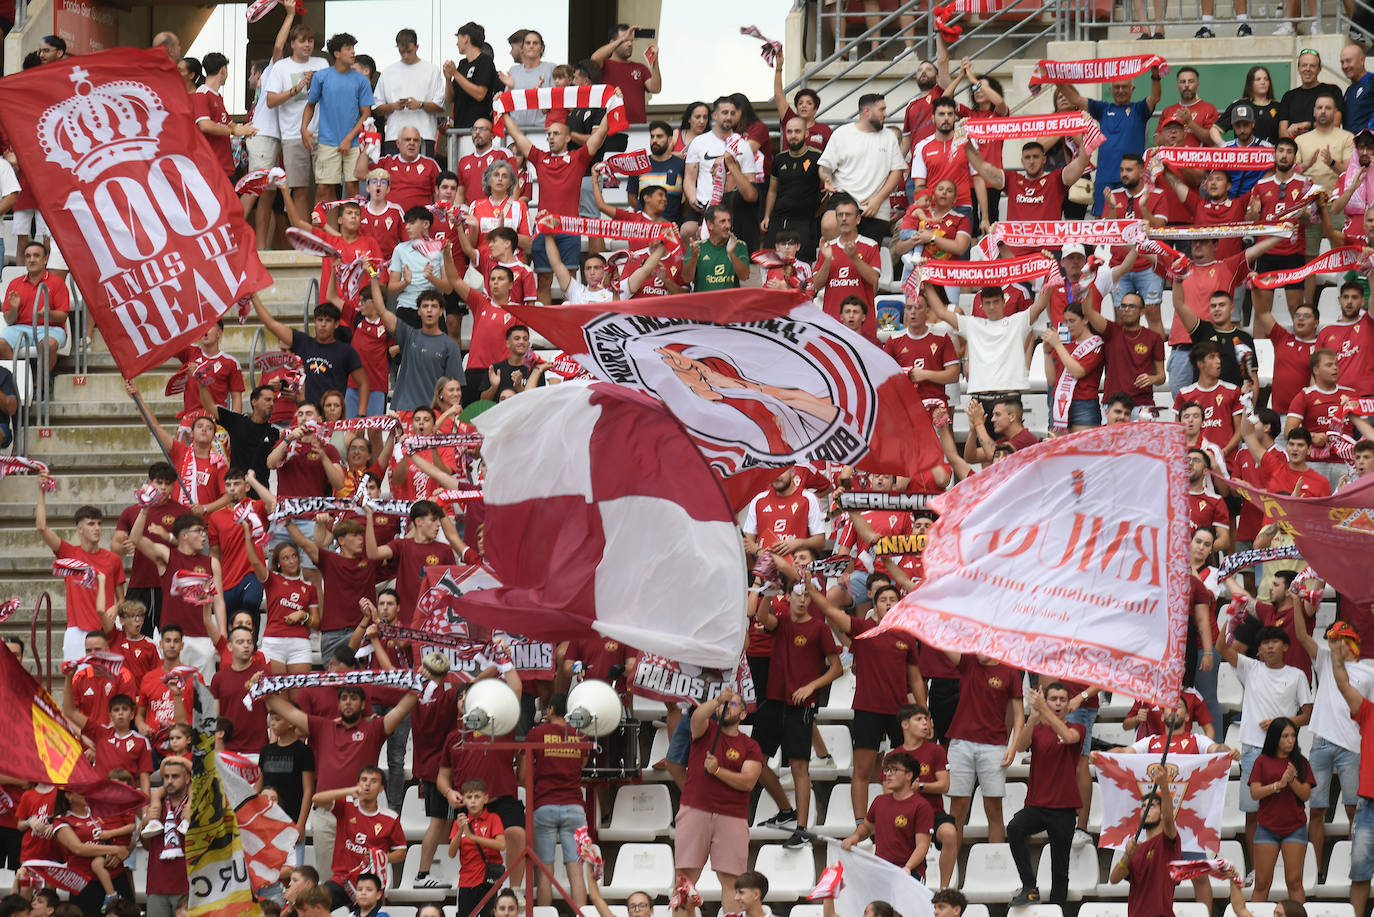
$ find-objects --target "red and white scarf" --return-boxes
[1250,245,1364,289]
[535,211,674,244]
[962,111,1106,154]
[401,433,485,455]
[901,252,1061,296]
[1146,145,1274,171]
[1137,238,1191,278]
[324,415,401,434]
[53,558,95,589]
[1339,397,1374,417]
[605,150,653,175]
[169,572,216,606]
[740,25,783,66]
[1169,858,1240,886]
[1148,222,1296,241]
[491,85,628,135]
[1030,54,1169,86]
[0,455,55,491]
[809,862,844,900]
[0,596,20,623]
[1051,335,1104,433]
[988,219,1145,248]
[286,226,340,259]
[1272,183,1324,220]
[709,133,755,205]
[234,167,286,197]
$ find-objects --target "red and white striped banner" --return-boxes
[536,211,674,244]
[1339,397,1374,417]
[962,111,1106,154]
[1146,146,1274,171]
[1148,222,1295,241]
[1251,245,1364,289]
[1030,54,1169,86]
[902,252,1060,296]
[52,558,95,589]
[492,85,628,135]
[990,219,1145,248]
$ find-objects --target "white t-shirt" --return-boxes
[817,122,907,220]
[564,279,616,304]
[264,56,329,141]
[684,131,761,205]
[0,158,19,199]
[508,61,555,132]
[373,59,446,141]
[958,312,1032,394]
[251,59,281,139]
[1232,653,1313,749]
[1310,645,1374,753]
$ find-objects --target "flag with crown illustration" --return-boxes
[0,49,272,379]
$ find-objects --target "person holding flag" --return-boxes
[1108,770,1180,917]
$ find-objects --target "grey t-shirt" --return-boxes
[393,320,465,412]
[508,61,555,132]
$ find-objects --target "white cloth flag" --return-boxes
[866,424,1191,706]
[1096,753,1232,854]
[830,843,935,917]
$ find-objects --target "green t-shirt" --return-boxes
[692,238,749,291]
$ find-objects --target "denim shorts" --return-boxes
[1068,399,1102,427]
[1114,268,1164,306]
[531,232,581,274]
[666,710,694,766]
[1255,822,1308,846]
[532,803,586,864]
[1065,706,1098,755]
[1309,736,1361,809]
[1352,797,1374,881]
[948,739,1007,797]
[1238,744,1262,813]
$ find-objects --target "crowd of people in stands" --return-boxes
[3,9,1374,917]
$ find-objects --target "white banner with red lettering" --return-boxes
[1145,145,1275,171]
[0,49,272,379]
[901,253,1061,297]
[1030,54,1169,86]
[961,111,1106,154]
[1251,245,1366,289]
[1096,753,1232,853]
[989,219,1146,249]
[866,423,1191,707]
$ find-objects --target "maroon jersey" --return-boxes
[883,329,959,403]
[1268,325,1318,415]
[680,722,765,818]
[1101,321,1165,407]
[391,538,457,628]
[211,659,272,753]
[849,616,920,715]
[766,614,839,706]
[525,722,588,808]
[1250,173,1313,256]
[893,741,950,814]
[118,501,192,589]
[1250,754,1315,835]
[947,656,1022,745]
[1173,381,1242,455]
[1256,601,1314,677]
[866,791,934,874]
[1126,830,1183,917]
[444,729,519,800]
[308,714,389,792]
[1026,722,1086,808]
[159,549,215,637]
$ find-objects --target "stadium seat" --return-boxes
[1329,803,1351,838]
[1075,904,1126,917]
[1097,849,1127,899]
[1174,904,1210,917]
[580,907,671,917]
[1221,782,1246,836]
[753,790,819,839]
[1262,844,1318,899]
[1010,906,1062,917]
[789,907,826,917]
[1099,692,1135,719]
[533,908,560,917]
[1218,666,1243,714]
[1033,840,1100,901]
[1086,783,1103,833]
[643,726,672,783]
[1304,904,1356,917]
[1093,721,1136,748]
[399,793,430,841]
[392,846,460,901]
[810,725,855,779]
[1225,903,1277,917]
[1212,841,1247,896]
[387,908,418,917]
[962,843,1022,902]
[600,784,673,842]
[753,844,817,902]
[631,695,668,722]
[819,671,856,721]
[963,906,991,917]
[817,784,857,837]
[601,843,675,899]
[965,782,1027,841]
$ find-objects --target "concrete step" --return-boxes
[27,424,176,454]
[0,470,146,504]
[0,498,130,526]
[44,399,181,425]
[85,321,293,360]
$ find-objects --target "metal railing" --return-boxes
[1339,0,1374,46]
[10,329,31,456]
[444,128,475,173]
[303,277,318,333]
[249,326,266,387]
[1071,0,1316,38]
[29,591,53,694]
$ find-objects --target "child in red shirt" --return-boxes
[449,778,506,917]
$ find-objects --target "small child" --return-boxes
[545,64,574,127]
[90,769,139,909]
[763,230,813,292]
[106,600,159,686]
[350,872,388,917]
[165,722,194,760]
[448,779,506,917]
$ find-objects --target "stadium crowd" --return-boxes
[3,9,1374,917]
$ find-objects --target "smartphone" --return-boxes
[635,28,656,39]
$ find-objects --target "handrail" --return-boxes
[785,0,928,100]
[303,278,318,335]
[30,591,53,694]
[72,277,88,379]
[34,283,49,429]
[10,329,31,456]
[248,326,266,387]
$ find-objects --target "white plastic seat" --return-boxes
[1304,904,1356,917]
[964,907,991,917]
[1033,841,1100,901]
[1075,904,1126,917]
[1098,849,1128,899]
[966,783,1029,841]
[1225,903,1277,917]
[695,857,722,902]
[1316,841,1352,897]
[753,844,816,901]
[817,784,857,837]
[631,695,668,722]
[1254,337,1275,388]
[1213,841,1247,895]
[643,725,672,783]
[1263,844,1318,899]
[601,843,675,898]
[532,908,560,917]
[1093,721,1136,749]
[789,907,826,917]
[600,784,673,842]
[399,793,429,841]
[962,843,1022,902]
[1218,665,1243,713]
[810,725,855,779]
[1099,692,1135,719]
[818,670,856,721]
[391,846,459,901]
[752,790,819,839]
[1175,904,1210,917]
[1221,782,1246,836]
[1010,906,1062,917]
[387,909,417,917]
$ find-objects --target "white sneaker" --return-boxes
[1244,869,1256,887]
[1274,21,1296,34]
[1072,828,1094,849]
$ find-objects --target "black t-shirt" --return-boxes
[450,53,497,129]
[291,329,362,404]
[258,739,316,821]
[216,406,281,482]
[1190,320,1256,388]
[1218,99,1283,145]
[490,358,546,397]
[1278,84,1344,130]
[771,149,823,219]
[0,365,15,425]
[566,107,628,169]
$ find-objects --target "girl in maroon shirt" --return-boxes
[1249,717,1314,903]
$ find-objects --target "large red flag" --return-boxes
[508,288,943,483]
[0,645,146,814]
[1221,470,1374,603]
[0,49,272,379]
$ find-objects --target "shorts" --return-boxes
[932,811,957,848]
[848,568,869,608]
[314,143,361,185]
[246,133,282,172]
[344,387,387,419]
[1255,822,1308,845]
[423,780,453,820]
[1065,705,1098,754]
[531,232,581,274]
[180,635,216,680]
[751,699,815,762]
[667,710,694,766]
[1352,796,1374,881]
[579,175,599,218]
[488,795,526,831]
[1255,251,1307,286]
[261,636,313,666]
[1310,736,1361,809]
[1068,399,1102,427]
[948,738,1008,797]
[852,709,902,751]
[1238,743,1262,813]
[281,139,314,187]
[2,324,68,351]
[268,518,317,570]
[531,803,586,864]
[673,804,749,875]
[11,209,46,237]
[1114,268,1163,306]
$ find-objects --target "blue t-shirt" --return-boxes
[306,66,374,147]
[628,156,687,223]
[1346,72,1374,134]
[1224,137,1273,197]
[1087,97,1153,209]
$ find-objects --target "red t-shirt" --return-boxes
[901,86,945,154]
[1100,321,1165,407]
[1173,381,1242,455]
[1188,489,1230,533]
[600,59,653,124]
[193,87,234,179]
[1158,100,1220,147]
[528,146,592,217]
[1051,334,1106,402]
[137,665,194,734]
[525,722,588,808]
[819,235,881,341]
[274,441,341,498]
[1316,315,1374,397]
[1287,385,1357,461]
[679,722,765,819]
[782,106,832,152]
[883,329,959,403]
[1264,461,1332,498]
[2,270,71,329]
[17,787,60,862]
[1195,194,1249,260]
[71,664,137,729]
[179,347,245,415]
[315,548,379,632]
[849,616,920,715]
[55,810,105,880]
[1269,325,1318,413]
[410,677,461,783]
[454,807,505,886]
[476,252,537,303]
[1026,722,1086,808]
[376,153,441,211]
[466,291,518,370]
[1003,168,1069,225]
[1127,830,1183,917]
[308,713,389,792]
[564,636,632,685]
[119,501,190,588]
[766,614,839,706]
[911,134,972,206]
[867,791,934,874]
[316,230,385,316]
[443,729,519,800]
[1172,253,1249,346]
[331,797,406,885]
[264,572,316,639]
[348,315,393,395]
[390,538,457,627]
[1105,185,1167,271]
[207,499,262,587]
[211,659,271,753]
[1249,753,1314,834]
[170,439,226,507]
[83,723,154,777]
[109,631,161,687]
[1251,173,1312,256]
[458,148,517,204]
[56,542,124,632]
[894,741,950,814]
[358,202,408,263]
[744,487,822,551]
[1357,700,1374,795]
[947,656,1023,745]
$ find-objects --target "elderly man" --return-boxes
[1059,70,1162,215]
[354,125,441,211]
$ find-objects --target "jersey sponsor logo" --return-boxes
[792,634,808,647]
[726,747,741,760]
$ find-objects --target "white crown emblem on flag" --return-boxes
[37,66,168,182]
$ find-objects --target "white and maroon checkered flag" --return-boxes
[1096,753,1231,853]
[445,382,747,668]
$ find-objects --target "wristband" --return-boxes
[497,660,515,675]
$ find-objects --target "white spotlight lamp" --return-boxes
[463,679,521,736]
[566,679,622,737]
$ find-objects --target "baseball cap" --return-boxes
[1161,115,1184,128]
[1061,243,1086,258]
[1231,103,1256,123]
[1327,620,1362,654]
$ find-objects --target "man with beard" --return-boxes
[911,97,975,221]
[591,23,661,127]
[819,93,906,243]
[1219,105,1271,196]
[627,120,686,224]
[1102,154,1168,314]
[1247,139,1315,333]
[1316,282,1374,400]
[683,96,759,239]
[1057,71,1161,215]
[762,117,823,260]
[899,42,954,166]
[264,685,417,874]
[964,139,1091,255]
[1155,67,1220,147]
[1108,774,1180,915]
[741,467,825,560]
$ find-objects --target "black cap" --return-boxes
[1231,103,1256,123]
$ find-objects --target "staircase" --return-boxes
[0,251,323,685]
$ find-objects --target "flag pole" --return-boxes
[1133,711,1178,841]
[129,385,196,506]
